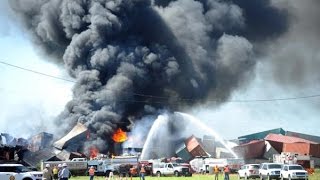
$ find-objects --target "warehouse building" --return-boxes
[233,128,320,166]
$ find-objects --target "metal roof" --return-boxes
[238,128,286,143]
[56,149,71,160]
[53,123,87,150]
[22,147,59,167]
[286,131,320,144]
[264,133,318,144]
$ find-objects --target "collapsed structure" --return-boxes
[233,128,320,167]
[0,133,27,162]
[1,126,320,173]
[1,122,132,167]
[53,123,88,151]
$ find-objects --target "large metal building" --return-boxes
[265,133,320,157]
[238,128,286,144]
[235,128,320,162]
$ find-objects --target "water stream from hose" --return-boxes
[140,112,238,160]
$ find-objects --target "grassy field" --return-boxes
[69,169,320,180]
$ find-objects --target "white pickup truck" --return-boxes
[152,162,192,177]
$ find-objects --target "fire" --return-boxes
[112,128,127,143]
[89,146,99,159]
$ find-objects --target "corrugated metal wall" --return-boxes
[202,135,216,157]
[283,143,320,158]
[310,144,320,157]
[283,143,310,155]
[190,145,208,157]
[185,136,208,157]
[233,140,265,159]
[186,136,200,152]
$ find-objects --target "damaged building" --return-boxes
[22,122,132,167]
[53,123,88,152]
[233,128,320,166]
[0,133,27,164]
[28,132,53,152]
[2,125,320,169]
[0,123,88,167]
[175,134,235,162]
[22,123,88,167]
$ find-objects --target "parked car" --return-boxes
[238,164,260,179]
[0,163,43,180]
[280,164,308,180]
[259,163,282,180]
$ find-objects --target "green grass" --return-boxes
[70,169,320,180]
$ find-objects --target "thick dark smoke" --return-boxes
[154,0,289,41]
[263,0,320,88]
[9,0,288,153]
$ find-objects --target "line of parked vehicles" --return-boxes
[237,163,309,180]
[0,161,311,180]
[41,156,193,177]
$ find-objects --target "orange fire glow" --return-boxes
[112,128,127,143]
[89,146,99,159]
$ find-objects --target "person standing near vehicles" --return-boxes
[52,165,59,180]
[223,165,230,180]
[89,166,95,180]
[57,164,62,180]
[59,163,70,180]
[214,165,220,180]
[42,164,53,180]
[139,164,146,180]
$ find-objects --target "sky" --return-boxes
[1,0,320,142]
[0,1,72,137]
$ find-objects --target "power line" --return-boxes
[1,60,320,103]
[223,94,320,102]
[0,61,75,83]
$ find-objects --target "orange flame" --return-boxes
[89,146,99,159]
[112,128,127,143]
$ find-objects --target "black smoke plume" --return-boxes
[9,0,288,153]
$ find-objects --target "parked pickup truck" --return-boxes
[152,162,192,177]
